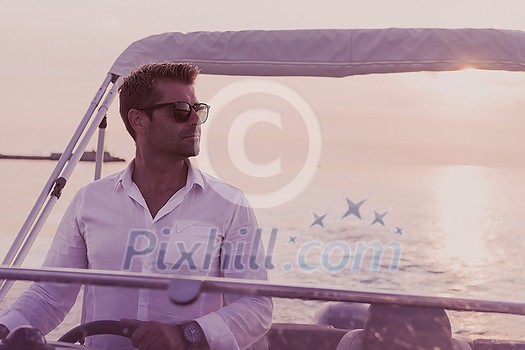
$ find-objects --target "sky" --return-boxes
[1,0,525,169]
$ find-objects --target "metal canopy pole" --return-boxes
[0,74,113,268]
[94,116,108,181]
[0,74,119,300]
[58,82,119,182]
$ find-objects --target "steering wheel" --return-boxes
[58,320,137,344]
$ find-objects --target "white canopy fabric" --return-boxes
[109,28,525,78]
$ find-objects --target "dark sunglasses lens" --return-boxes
[172,102,209,123]
[174,103,191,122]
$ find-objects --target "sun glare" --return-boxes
[432,69,507,100]
[434,166,490,270]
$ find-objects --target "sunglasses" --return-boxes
[139,101,210,123]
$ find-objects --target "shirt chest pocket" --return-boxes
[162,224,222,274]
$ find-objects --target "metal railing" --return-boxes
[1,266,524,316]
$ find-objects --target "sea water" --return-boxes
[0,160,524,341]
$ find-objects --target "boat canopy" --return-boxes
[109,28,525,78]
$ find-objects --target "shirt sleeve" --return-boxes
[196,192,273,350]
[0,190,88,335]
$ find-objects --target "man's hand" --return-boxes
[0,324,9,340]
[120,319,185,350]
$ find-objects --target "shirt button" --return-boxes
[144,263,150,269]
[139,302,147,307]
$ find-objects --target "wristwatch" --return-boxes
[179,321,209,349]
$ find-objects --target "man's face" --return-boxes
[142,79,202,160]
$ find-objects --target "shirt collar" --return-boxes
[186,159,205,190]
[115,159,205,191]
[115,160,134,191]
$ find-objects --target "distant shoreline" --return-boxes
[0,151,125,163]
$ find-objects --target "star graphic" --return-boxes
[370,210,388,226]
[341,197,366,220]
[287,233,299,244]
[310,212,327,228]
[394,226,405,236]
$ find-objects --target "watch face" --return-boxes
[183,324,201,344]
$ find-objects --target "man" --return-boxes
[0,62,273,349]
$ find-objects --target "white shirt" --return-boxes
[0,160,273,350]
